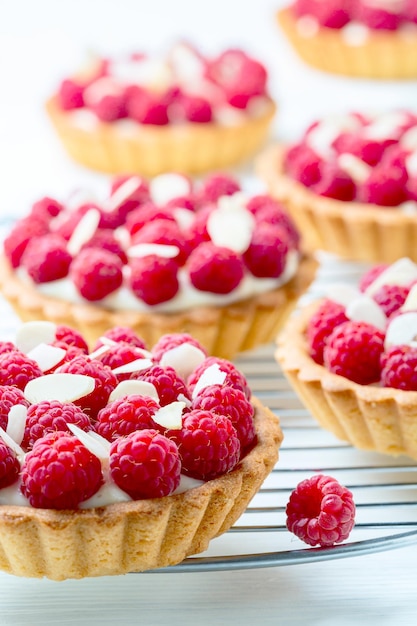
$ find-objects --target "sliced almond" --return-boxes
[207,201,255,254]
[345,295,387,331]
[385,311,417,349]
[15,320,57,354]
[109,379,159,402]
[160,343,206,380]
[27,343,66,372]
[67,208,101,256]
[153,401,185,430]
[149,173,191,206]
[6,405,27,446]
[192,364,226,399]
[67,423,110,460]
[127,243,180,259]
[111,358,153,375]
[365,258,417,296]
[24,373,95,404]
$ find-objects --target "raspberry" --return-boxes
[126,203,176,236]
[71,248,123,301]
[332,133,391,166]
[22,400,92,451]
[207,50,267,109]
[188,356,251,400]
[95,343,150,380]
[129,255,179,305]
[0,342,18,356]
[169,410,240,480]
[109,429,181,499]
[164,194,197,213]
[176,94,212,123]
[187,242,244,294]
[49,341,86,368]
[109,175,150,224]
[130,364,190,406]
[94,327,147,351]
[80,229,128,264]
[192,384,255,450]
[323,321,385,385]
[0,386,30,430]
[361,165,408,206]
[55,325,89,353]
[0,440,20,489]
[284,143,322,188]
[243,224,289,278]
[21,234,72,283]
[357,5,401,30]
[381,345,417,390]
[21,431,103,509]
[313,1,351,28]
[372,284,409,318]
[313,163,356,201]
[184,203,215,249]
[358,263,388,292]
[59,355,117,419]
[0,350,43,390]
[3,216,49,268]
[247,195,300,248]
[307,299,349,365]
[286,474,356,547]
[30,197,63,221]
[152,333,207,363]
[83,78,128,122]
[96,395,160,441]
[196,173,241,204]
[53,204,92,241]
[57,78,85,110]
[132,219,189,265]
[127,86,169,125]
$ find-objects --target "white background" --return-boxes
[1,2,417,624]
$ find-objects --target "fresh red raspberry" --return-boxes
[284,143,322,188]
[196,173,240,204]
[0,350,43,390]
[164,194,197,213]
[372,284,409,318]
[130,364,190,406]
[188,356,251,400]
[109,429,181,499]
[95,343,150,381]
[49,341,86,368]
[243,224,289,278]
[107,175,150,226]
[30,196,63,221]
[184,203,215,249]
[380,345,417,390]
[3,216,49,268]
[358,263,388,292]
[57,78,85,110]
[357,5,401,30]
[188,242,244,294]
[110,174,150,207]
[55,325,89,353]
[71,248,123,301]
[129,255,179,305]
[207,50,267,109]
[131,219,190,265]
[59,355,117,419]
[307,299,349,365]
[323,321,385,384]
[313,163,356,201]
[169,410,240,480]
[152,333,207,363]
[191,384,255,450]
[96,395,160,441]
[21,431,103,509]
[94,327,147,351]
[176,94,212,123]
[332,132,394,167]
[125,203,176,236]
[247,195,300,248]
[127,85,169,125]
[0,342,18,356]
[361,165,408,206]
[53,204,93,241]
[286,474,356,547]
[21,234,72,283]
[22,400,92,451]
[80,229,128,264]
[83,77,128,121]
[0,440,20,489]
[0,385,30,430]
[294,0,352,28]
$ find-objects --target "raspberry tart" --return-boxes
[46,42,276,176]
[0,172,316,359]
[258,109,417,263]
[277,1,417,78]
[277,256,417,459]
[0,321,282,580]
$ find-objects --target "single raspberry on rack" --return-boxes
[59,355,118,419]
[197,173,241,204]
[22,400,92,451]
[381,345,417,390]
[21,234,72,283]
[286,474,356,547]
[0,385,30,430]
[372,284,409,318]
[21,431,103,509]
[58,78,85,110]
[188,356,251,400]
[131,219,190,265]
[80,229,128,264]
[127,85,169,125]
[169,409,240,480]
[109,429,181,499]
[96,395,160,441]
[243,224,289,278]
[0,440,20,489]
[358,263,388,292]
[307,299,349,365]
[129,255,180,305]
[130,364,190,406]
[323,320,385,384]
[95,343,150,381]
[3,216,49,268]
[191,384,255,450]
[188,242,244,294]
[0,350,43,390]
[94,327,147,351]
[152,333,207,363]
[55,325,89,353]
[71,248,124,301]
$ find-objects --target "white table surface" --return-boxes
[2,1,417,624]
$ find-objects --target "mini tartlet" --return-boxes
[277,1,417,79]
[0,172,316,359]
[276,257,417,459]
[46,42,276,176]
[257,110,417,263]
[0,321,282,580]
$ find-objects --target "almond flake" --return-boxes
[67,208,101,256]
[27,343,66,372]
[149,173,191,206]
[111,358,153,375]
[24,373,95,404]
[153,401,185,430]
[385,311,417,349]
[172,207,195,230]
[105,176,143,212]
[402,283,417,311]
[192,364,226,399]
[365,258,417,296]
[15,320,57,354]
[337,153,371,183]
[324,284,361,307]
[0,426,25,460]
[6,405,27,446]
[345,295,387,331]
[207,203,255,253]
[109,379,159,402]
[127,243,180,259]
[88,344,111,360]
[160,343,206,380]
[68,423,110,460]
